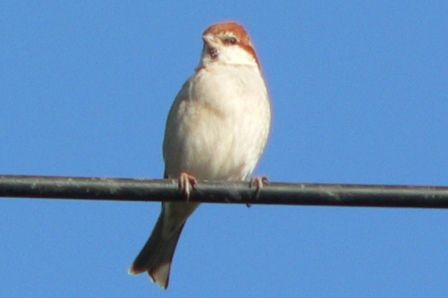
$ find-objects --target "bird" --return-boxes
[129,21,272,289]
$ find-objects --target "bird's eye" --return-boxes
[224,36,238,45]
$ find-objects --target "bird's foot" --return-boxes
[248,176,269,207]
[178,172,197,200]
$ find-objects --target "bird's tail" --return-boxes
[129,212,185,289]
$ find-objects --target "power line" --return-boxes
[0,174,447,208]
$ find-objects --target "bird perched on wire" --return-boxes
[129,21,272,289]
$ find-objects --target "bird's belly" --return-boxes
[175,123,249,180]
[164,107,264,181]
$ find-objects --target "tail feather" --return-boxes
[129,213,185,289]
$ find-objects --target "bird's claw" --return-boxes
[247,176,269,207]
[178,172,197,200]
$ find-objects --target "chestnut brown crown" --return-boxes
[201,21,259,66]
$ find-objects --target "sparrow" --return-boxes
[129,21,271,289]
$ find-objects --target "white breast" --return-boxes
[163,63,271,181]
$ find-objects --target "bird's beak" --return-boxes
[202,34,216,46]
[202,34,219,60]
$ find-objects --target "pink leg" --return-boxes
[248,176,269,206]
[178,172,197,200]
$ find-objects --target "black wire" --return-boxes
[1,175,448,208]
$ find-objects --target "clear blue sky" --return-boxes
[1,1,448,297]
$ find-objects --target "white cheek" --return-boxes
[218,46,257,65]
